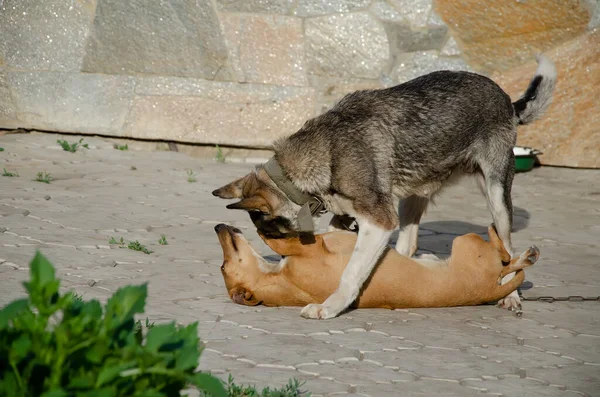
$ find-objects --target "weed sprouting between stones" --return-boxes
[57,138,88,152]
[187,170,197,183]
[2,168,19,177]
[34,171,52,184]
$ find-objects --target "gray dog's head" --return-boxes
[212,167,306,238]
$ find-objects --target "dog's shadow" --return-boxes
[390,206,530,256]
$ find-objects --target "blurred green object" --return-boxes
[514,146,541,173]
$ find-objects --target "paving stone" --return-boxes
[1,132,599,395]
[294,0,370,17]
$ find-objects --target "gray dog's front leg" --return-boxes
[301,217,393,319]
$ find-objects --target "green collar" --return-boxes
[263,157,326,233]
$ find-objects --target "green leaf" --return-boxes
[175,344,200,370]
[144,322,176,352]
[104,284,147,327]
[41,390,68,397]
[0,298,29,329]
[29,251,56,287]
[187,373,226,397]
[77,388,116,397]
[96,361,137,387]
[11,334,31,360]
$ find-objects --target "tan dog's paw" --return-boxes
[497,290,522,315]
[301,303,336,320]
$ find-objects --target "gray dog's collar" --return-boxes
[263,157,326,233]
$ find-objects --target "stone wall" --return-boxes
[0,0,598,167]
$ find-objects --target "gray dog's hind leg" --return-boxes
[395,195,429,257]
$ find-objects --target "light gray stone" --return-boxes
[369,1,404,22]
[389,0,433,28]
[215,0,294,14]
[218,13,307,86]
[391,50,471,83]
[0,72,18,127]
[305,12,390,79]
[7,72,135,135]
[307,75,383,114]
[82,0,227,79]
[126,77,315,146]
[384,22,448,53]
[0,0,94,72]
[294,0,370,17]
[441,36,462,56]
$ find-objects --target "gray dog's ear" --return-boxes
[226,197,270,214]
[212,175,250,199]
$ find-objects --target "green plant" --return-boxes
[215,145,225,163]
[108,237,153,255]
[57,138,89,153]
[0,251,227,397]
[131,166,137,171]
[127,241,153,255]
[34,171,52,184]
[2,168,19,177]
[0,147,4,152]
[114,144,129,151]
[158,235,168,246]
[108,236,125,247]
[201,376,309,397]
[186,170,197,183]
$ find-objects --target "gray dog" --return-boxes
[213,55,556,319]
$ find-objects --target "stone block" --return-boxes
[126,77,315,147]
[215,0,294,14]
[82,0,227,79]
[0,0,95,72]
[7,72,135,135]
[218,13,307,86]
[0,72,18,128]
[493,31,600,168]
[434,0,593,72]
[384,22,448,54]
[389,0,434,28]
[390,50,471,83]
[305,12,389,79]
[308,75,383,114]
[294,0,370,17]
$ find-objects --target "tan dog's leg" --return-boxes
[497,246,540,284]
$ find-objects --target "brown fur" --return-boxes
[215,224,538,309]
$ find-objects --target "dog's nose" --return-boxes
[214,223,227,233]
[211,189,220,197]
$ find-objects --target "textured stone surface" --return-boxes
[82,0,228,79]
[0,72,17,127]
[493,31,600,168]
[391,50,470,83]
[218,13,307,86]
[384,22,448,53]
[294,0,370,17]
[215,0,295,14]
[434,0,593,72]
[0,0,95,72]
[389,0,434,28]
[1,131,599,396]
[6,72,135,135]
[305,12,389,79]
[126,78,315,146]
[308,75,382,114]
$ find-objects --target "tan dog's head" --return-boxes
[214,223,266,306]
[450,224,512,266]
[212,168,303,238]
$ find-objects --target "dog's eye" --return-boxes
[220,262,226,271]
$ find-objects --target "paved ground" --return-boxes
[1,132,599,397]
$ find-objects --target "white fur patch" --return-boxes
[251,245,287,274]
[535,54,557,79]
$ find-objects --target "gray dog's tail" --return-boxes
[512,55,557,125]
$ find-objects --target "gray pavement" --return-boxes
[1,132,599,396]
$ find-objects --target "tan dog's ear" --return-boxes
[488,223,511,263]
[226,196,270,213]
[230,287,260,306]
[259,232,323,256]
[212,175,250,199]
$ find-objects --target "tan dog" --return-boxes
[214,224,539,311]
